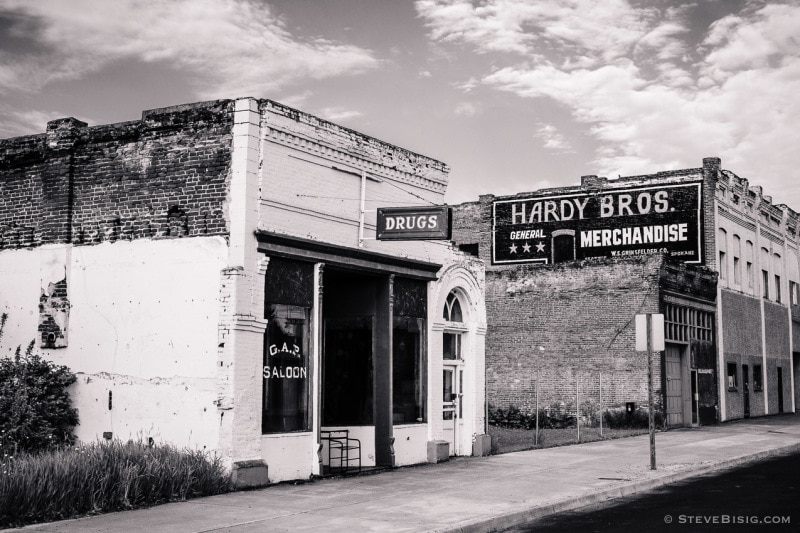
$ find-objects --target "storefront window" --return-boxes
[262,304,311,433]
[393,317,426,423]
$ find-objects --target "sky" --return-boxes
[1,0,799,209]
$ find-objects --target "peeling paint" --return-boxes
[38,277,69,348]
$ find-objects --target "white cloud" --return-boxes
[700,3,800,83]
[423,1,800,207]
[534,123,574,153]
[0,0,379,98]
[416,0,655,65]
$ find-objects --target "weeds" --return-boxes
[0,439,232,528]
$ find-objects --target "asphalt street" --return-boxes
[505,451,800,532]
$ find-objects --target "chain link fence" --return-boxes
[488,370,663,453]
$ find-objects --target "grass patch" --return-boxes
[489,425,650,455]
[0,439,232,528]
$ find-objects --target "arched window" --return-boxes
[443,290,463,322]
[442,290,464,361]
[717,228,728,280]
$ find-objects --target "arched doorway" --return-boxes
[441,290,466,455]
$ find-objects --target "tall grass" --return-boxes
[0,439,232,528]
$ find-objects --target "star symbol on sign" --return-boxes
[535,241,545,253]
[522,242,531,253]
[509,243,518,253]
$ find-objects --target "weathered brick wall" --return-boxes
[720,290,762,419]
[702,157,720,269]
[764,300,791,414]
[484,255,664,415]
[0,100,234,250]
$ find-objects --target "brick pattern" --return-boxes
[38,277,69,348]
[451,166,723,420]
[0,101,234,250]
[483,256,664,413]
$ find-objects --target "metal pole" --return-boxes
[535,370,540,447]
[648,314,656,470]
[576,373,580,443]
[358,170,366,247]
[599,371,603,439]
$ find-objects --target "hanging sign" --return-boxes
[492,182,703,265]
[377,206,451,240]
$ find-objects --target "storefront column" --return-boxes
[375,274,395,466]
[312,263,324,475]
[217,97,267,477]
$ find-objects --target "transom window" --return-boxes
[443,290,463,322]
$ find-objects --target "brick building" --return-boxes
[452,157,798,427]
[0,98,488,484]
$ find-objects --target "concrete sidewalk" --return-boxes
[21,414,800,533]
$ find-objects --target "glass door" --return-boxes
[442,365,463,455]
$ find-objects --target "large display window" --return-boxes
[262,304,311,433]
[262,257,314,434]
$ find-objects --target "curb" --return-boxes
[442,442,800,533]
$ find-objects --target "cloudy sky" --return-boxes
[1,0,799,208]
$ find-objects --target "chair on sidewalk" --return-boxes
[321,430,362,475]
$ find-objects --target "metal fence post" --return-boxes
[599,371,604,439]
[576,373,580,443]
[535,369,540,447]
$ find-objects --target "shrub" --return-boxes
[0,439,232,528]
[488,403,577,430]
[603,405,664,429]
[0,322,79,455]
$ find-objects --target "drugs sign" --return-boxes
[377,206,451,241]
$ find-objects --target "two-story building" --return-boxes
[452,157,797,426]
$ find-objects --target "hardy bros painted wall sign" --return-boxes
[376,206,451,240]
[493,182,703,265]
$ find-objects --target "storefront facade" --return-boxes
[453,157,797,427]
[0,98,487,484]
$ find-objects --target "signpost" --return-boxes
[636,313,664,470]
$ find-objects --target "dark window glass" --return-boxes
[753,364,763,390]
[727,363,737,390]
[443,332,461,360]
[443,291,463,322]
[393,317,427,424]
[262,304,311,433]
[393,277,428,318]
[323,317,373,425]
[264,257,314,307]
[442,368,454,420]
